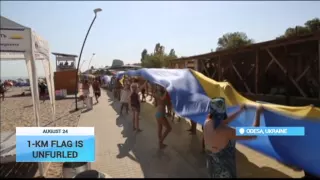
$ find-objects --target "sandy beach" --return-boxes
[0,87,81,178]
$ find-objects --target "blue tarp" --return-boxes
[125,68,320,176]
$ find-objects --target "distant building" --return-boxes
[111,59,124,67]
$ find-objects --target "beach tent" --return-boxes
[124,68,320,176]
[0,16,55,176]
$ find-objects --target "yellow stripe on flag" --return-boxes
[190,69,320,119]
[120,76,124,85]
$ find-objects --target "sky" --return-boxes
[1,1,320,78]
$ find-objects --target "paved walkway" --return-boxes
[77,89,304,178]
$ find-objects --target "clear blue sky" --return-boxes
[1,1,319,78]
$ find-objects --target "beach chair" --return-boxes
[0,131,16,164]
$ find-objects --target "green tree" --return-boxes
[141,49,148,60]
[169,49,176,57]
[304,18,320,32]
[216,32,254,51]
[140,44,178,68]
[277,17,320,39]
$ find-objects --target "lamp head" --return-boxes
[94,8,102,15]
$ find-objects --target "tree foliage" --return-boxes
[140,43,178,68]
[277,18,320,39]
[216,32,254,51]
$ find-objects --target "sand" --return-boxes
[0,87,81,178]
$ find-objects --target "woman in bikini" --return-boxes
[203,97,263,178]
[155,86,172,149]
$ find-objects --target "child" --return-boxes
[120,84,130,115]
[129,81,142,132]
[140,80,146,102]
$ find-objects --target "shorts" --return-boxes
[94,91,101,97]
[155,111,165,119]
[121,102,129,106]
[131,105,140,113]
[83,90,89,96]
[121,102,129,110]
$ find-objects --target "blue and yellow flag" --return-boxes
[125,68,320,176]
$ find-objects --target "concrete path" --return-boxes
[77,89,304,178]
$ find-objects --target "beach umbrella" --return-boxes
[125,68,320,176]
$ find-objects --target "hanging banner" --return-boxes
[0,29,31,52]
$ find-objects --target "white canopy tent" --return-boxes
[0,16,55,176]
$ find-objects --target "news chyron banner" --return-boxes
[236,127,305,136]
[16,127,95,162]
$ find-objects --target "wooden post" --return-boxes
[200,59,210,77]
[231,61,252,94]
[266,48,307,97]
[194,59,199,72]
[218,56,221,81]
[255,50,259,94]
[285,71,290,105]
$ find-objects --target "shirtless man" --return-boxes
[82,80,90,99]
[92,78,101,103]
[155,86,172,149]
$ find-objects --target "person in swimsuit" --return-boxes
[149,84,156,102]
[92,78,101,103]
[120,84,130,115]
[129,79,147,132]
[0,80,6,101]
[155,86,172,149]
[130,82,142,132]
[38,81,47,102]
[203,97,263,178]
[82,80,90,99]
[115,79,122,101]
[140,80,146,103]
[165,91,172,117]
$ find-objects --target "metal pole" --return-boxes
[79,60,87,72]
[87,53,95,71]
[87,53,95,78]
[74,15,97,110]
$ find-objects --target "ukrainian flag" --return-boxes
[125,68,320,176]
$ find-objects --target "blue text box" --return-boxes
[16,136,95,162]
[236,127,305,136]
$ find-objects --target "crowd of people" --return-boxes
[80,77,101,105]
[96,74,316,178]
[109,76,174,149]
[106,75,268,177]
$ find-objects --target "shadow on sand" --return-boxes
[0,162,38,178]
[102,88,293,178]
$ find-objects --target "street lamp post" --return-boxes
[74,8,102,111]
[87,53,96,70]
[79,59,87,72]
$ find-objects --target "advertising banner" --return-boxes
[0,29,31,52]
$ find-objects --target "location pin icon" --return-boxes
[239,128,245,134]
